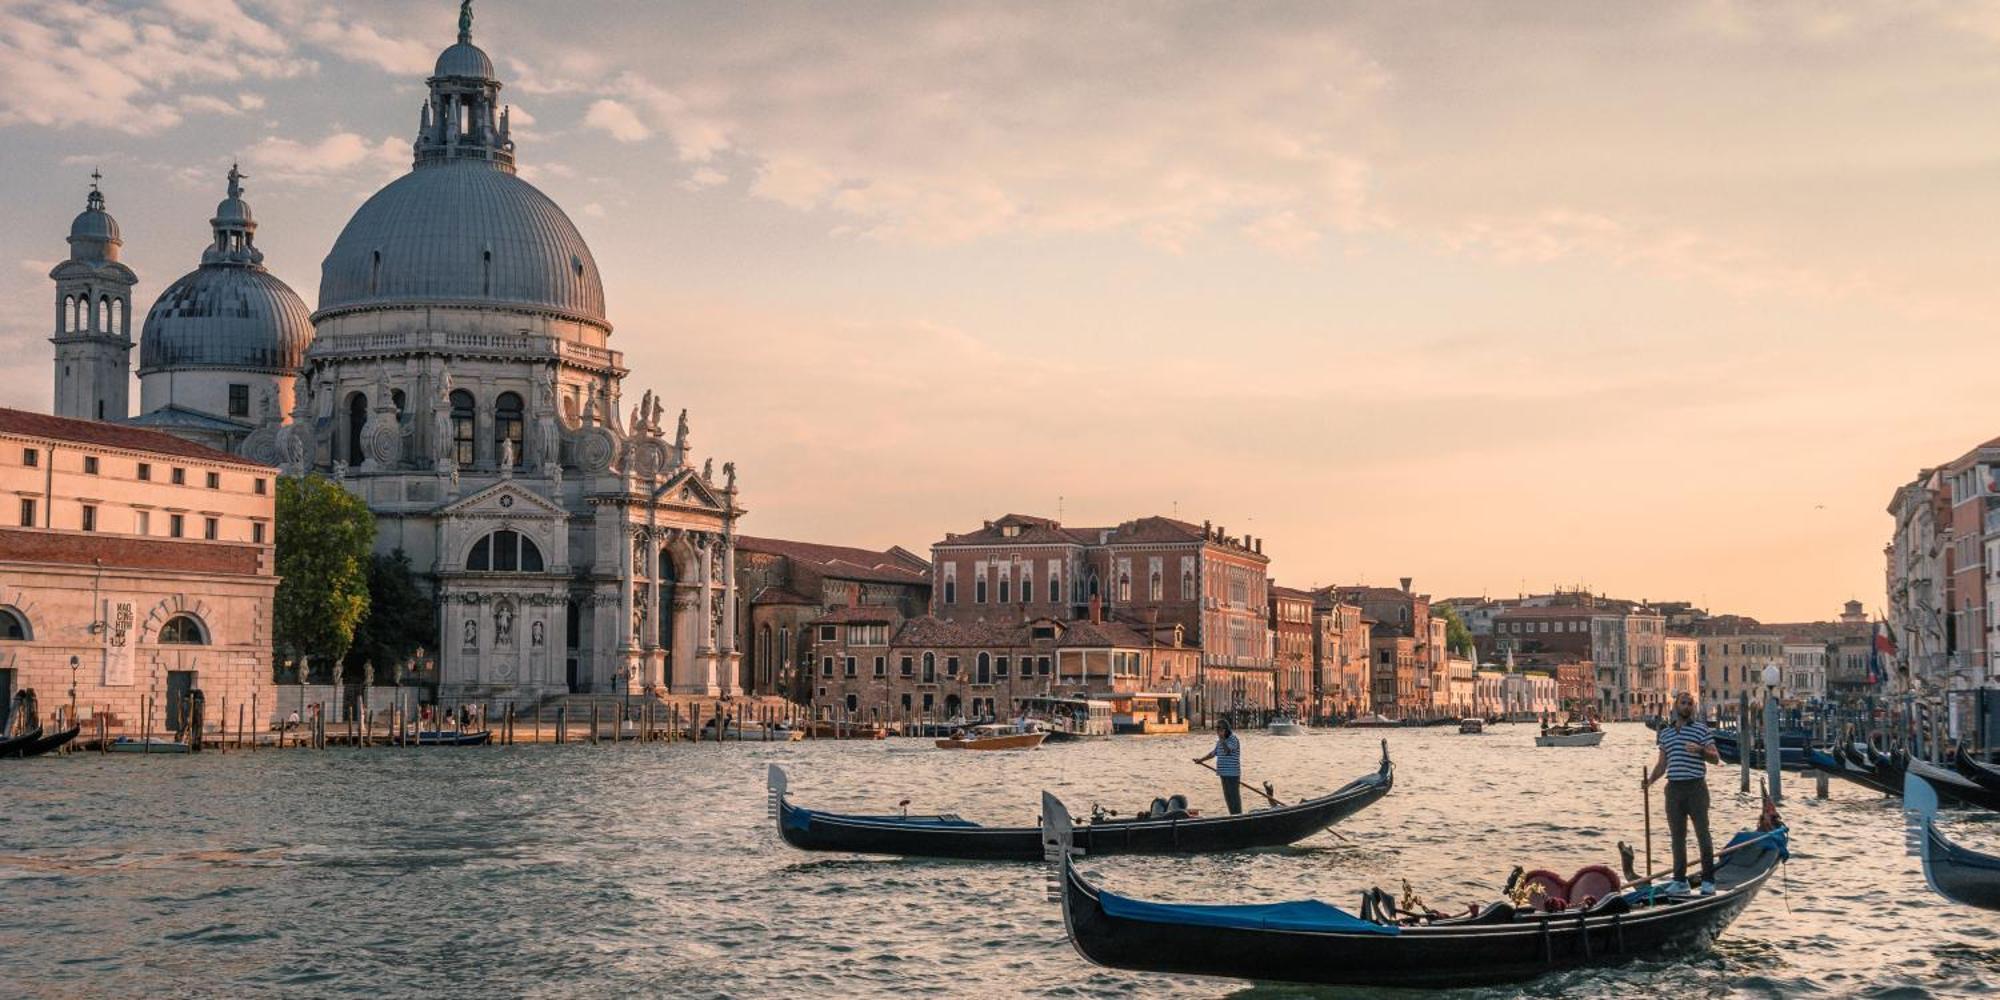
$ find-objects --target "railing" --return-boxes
[311,329,623,369]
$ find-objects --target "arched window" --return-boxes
[346,392,368,464]
[1149,571,1162,602]
[157,614,206,644]
[450,390,476,465]
[1116,573,1130,603]
[1182,570,1195,599]
[1087,574,1100,600]
[922,652,936,682]
[466,530,544,572]
[495,392,524,467]
[0,606,28,640]
[99,294,111,332]
[976,652,991,684]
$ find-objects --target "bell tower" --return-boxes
[50,171,137,421]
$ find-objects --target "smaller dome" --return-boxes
[141,268,313,373]
[434,41,494,79]
[213,196,252,226]
[70,206,118,243]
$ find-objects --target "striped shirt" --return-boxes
[1212,732,1242,777]
[1657,721,1713,782]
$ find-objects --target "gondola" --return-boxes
[0,726,44,757]
[768,741,1393,862]
[1807,746,1897,796]
[1043,792,1789,989]
[1952,747,2000,795]
[1903,754,2000,811]
[0,725,79,759]
[413,729,492,746]
[1714,730,1811,771]
[1905,773,2000,911]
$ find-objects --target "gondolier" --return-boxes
[1194,719,1244,815]
[1647,691,1720,895]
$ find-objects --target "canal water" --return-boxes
[3,723,1996,998]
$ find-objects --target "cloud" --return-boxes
[298,14,434,75]
[582,202,605,218]
[242,132,406,184]
[0,0,311,134]
[583,99,651,142]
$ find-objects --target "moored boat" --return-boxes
[1905,772,2000,911]
[1042,792,1789,989]
[1346,713,1398,729]
[1458,718,1485,735]
[106,735,190,754]
[769,741,1393,861]
[413,729,493,746]
[0,726,44,756]
[1,725,80,758]
[1953,746,2000,794]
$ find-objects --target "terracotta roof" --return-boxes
[750,585,817,606]
[1270,584,1315,601]
[0,406,269,468]
[937,511,1265,558]
[1055,618,1153,648]
[808,605,903,625]
[735,534,930,585]
[0,527,267,576]
[891,616,1029,647]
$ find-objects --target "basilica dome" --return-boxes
[314,161,607,327]
[140,167,312,374]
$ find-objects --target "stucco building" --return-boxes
[0,408,277,735]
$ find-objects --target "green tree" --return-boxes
[1437,605,1476,658]
[273,475,374,682]
[343,548,437,685]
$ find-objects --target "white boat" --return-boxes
[1534,727,1605,747]
[1267,716,1306,736]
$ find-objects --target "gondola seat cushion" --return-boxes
[1096,890,1401,936]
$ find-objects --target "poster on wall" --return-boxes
[104,599,135,686]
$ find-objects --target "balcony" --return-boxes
[310,329,623,370]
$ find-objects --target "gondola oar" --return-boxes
[1641,765,1654,877]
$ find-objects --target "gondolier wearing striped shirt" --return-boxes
[1647,691,1721,895]
[1194,718,1244,815]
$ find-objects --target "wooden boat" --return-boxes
[1953,746,2000,794]
[1904,754,2000,811]
[1458,718,1485,735]
[769,741,1394,862]
[1714,730,1812,771]
[1267,716,1306,737]
[1808,746,1897,796]
[936,726,1047,751]
[1346,714,1399,729]
[1905,772,2000,911]
[413,729,493,746]
[1534,726,1604,748]
[0,725,80,758]
[0,726,44,756]
[1044,792,1788,989]
[106,736,190,754]
[803,719,889,740]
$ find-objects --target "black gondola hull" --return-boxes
[1,725,79,758]
[1923,820,2000,911]
[776,761,1391,862]
[1058,833,1782,989]
[1952,747,2000,795]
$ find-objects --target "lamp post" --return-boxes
[1761,662,1782,802]
[68,655,79,726]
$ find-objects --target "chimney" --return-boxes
[1089,593,1103,624]
[1203,519,1212,538]
[1400,577,1413,594]
[1218,526,1226,543]
[1253,537,1262,555]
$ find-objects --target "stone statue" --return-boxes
[582,383,600,427]
[531,620,545,647]
[499,437,514,473]
[674,408,689,456]
[533,370,560,469]
[281,428,307,477]
[332,458,348,481]
[256,385,276,425]
[630,402,645,437]
[638,390,654,434]
[494,602,514,645]
[702,457,713,482]
[463,618,478,647]
[227,162,245,201]
[458,0,473,41]
[433,374,456,471]
[723,461,736,494]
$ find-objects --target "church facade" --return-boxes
[45,5,745,705]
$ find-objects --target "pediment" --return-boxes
[652,467,727,511]
[440,480,567,519]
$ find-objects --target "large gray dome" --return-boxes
[315,160,607,327]
[141,267,313,373]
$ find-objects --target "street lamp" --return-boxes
[68,655,79,726]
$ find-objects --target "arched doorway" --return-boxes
[656,542,681,689]
[944,693,962,719]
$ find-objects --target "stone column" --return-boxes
[720,538,738,655]
[619,528,635,654]
[698,537,715,654]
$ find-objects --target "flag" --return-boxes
[1868,621,1895,686]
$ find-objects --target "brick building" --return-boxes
[1325,580,1437,718]
[0,408,277,735]
[733,535,930,701]
[1310,597,1370,720]
[806,603,1197,725]
[930,513,1273,720]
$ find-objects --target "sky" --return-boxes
[3,0,1998,621]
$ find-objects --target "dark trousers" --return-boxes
[1220,775,1243,815]
[1664,778,1715,884]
